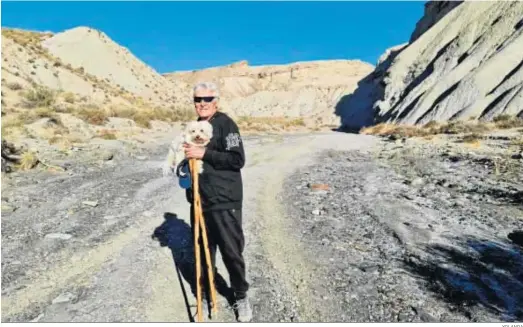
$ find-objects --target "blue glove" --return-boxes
[175,159,192,189]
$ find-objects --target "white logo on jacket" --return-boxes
[225,132,241,150]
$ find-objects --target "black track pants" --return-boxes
[190,206,249,299]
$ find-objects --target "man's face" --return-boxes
[194,88,218,120]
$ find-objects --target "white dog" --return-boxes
[162,120,213,177]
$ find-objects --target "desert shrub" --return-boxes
[22,87,56,108]
[6,82,23,91]
[63,92,76,104]
[493,114,523,129]
[462,133,483,143]
[75,105,108,125]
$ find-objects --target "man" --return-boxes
[182,81,252,322]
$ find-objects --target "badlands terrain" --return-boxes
[2,0,523,323]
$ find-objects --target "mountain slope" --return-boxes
[40,26,188,105]
[1,27,197,150]
[337,1,523,130]
[165,59,374,127]
[1,27,189,108]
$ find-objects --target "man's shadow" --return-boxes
[151,212,235,321]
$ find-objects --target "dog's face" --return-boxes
[183,121,213,146]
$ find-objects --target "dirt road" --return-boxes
[3,130,522,322]
[1,131,378,322]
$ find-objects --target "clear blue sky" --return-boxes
[1,1,425,74]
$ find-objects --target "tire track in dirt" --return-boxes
[1,132,378,322]
[248,137,324,322]
[243,132,378,322]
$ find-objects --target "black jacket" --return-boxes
[185,112,245,211]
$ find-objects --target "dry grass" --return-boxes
[461,133,483,148]
[97,129,118,140]
[109,105,196,128]
[462,133,483,144]
[62,92,76,104]
[2,28,57,67]
[1,107,61,134]
[3,96,195,139]
[2,28,53,47]
[18,151,39,170]
[493,114,523,129]
[360,115,523,139]
[48,132,85,150]
[6,82,23,91]
[510,137,523,146]
[237,116,307,132]
[75,104,109,125]
[21,87,56,108]
[360,123,429,137]
[2,115,26,131]
[68,103,196,128]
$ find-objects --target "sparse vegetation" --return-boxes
[1,28,53,48]
[360,115,523,139]
[493,114,523,129]
[511,137,523,146]
[461,133,483,147]
[75,104,109,125]
[1,107,60,137]
[6,82,23,91]
[3,80,197,138]
[97,129,117,140]
[116,105,196,128]
[62,92,76,104]
[19,151,39,170]
[237,116,307,132]
[21,86,56,108]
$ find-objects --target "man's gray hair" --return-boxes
[193,81,220,98]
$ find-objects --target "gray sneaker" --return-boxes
[233,296,253,322]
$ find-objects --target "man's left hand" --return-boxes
[184,143,206,159]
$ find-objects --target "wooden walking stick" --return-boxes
[189,159,218,322]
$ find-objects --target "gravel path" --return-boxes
[2,131,521,322]
[282,139,523,323]
[1,131,376,322]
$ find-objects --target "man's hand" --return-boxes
[184,143,206,159]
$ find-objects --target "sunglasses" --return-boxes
[194,96,215,103]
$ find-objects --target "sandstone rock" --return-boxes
[166,59,374,126]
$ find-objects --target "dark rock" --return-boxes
[508,230,523,247]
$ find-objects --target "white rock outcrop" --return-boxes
[337,1,523,129]
[166,60,374,125]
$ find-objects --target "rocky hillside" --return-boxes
[1,27,190,108]
[1,26,194,128]
[2,24,375,150]
[1,26,196,172]
[337,1,523,130]
[165,59,374,128]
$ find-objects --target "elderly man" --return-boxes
[182,82,252,322]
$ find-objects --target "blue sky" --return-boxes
[1,1,425,74]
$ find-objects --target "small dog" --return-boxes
[162,120,213,177]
